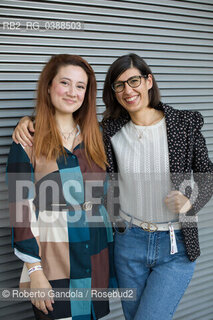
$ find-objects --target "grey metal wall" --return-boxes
[0,0,213,319]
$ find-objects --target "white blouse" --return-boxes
[111,117,178,223]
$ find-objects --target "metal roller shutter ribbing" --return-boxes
[0,1,213,319]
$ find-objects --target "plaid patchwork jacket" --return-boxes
[7,141,117,320]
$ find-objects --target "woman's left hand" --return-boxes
[165,191,192,214]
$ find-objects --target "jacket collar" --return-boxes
[102,102,176,138]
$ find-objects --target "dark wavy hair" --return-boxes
[103,53,161,119]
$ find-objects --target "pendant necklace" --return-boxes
[131,114,164,140]
[131,122,145,140]
[59,126,76,141]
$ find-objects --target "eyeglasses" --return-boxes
[111,75,148,93]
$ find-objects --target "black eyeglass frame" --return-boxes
[111,75,148,93]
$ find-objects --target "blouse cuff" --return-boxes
[14,248,41,264]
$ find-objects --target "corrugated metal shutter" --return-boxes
[0,0,212,319]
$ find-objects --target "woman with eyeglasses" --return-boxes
[12,53,213,320]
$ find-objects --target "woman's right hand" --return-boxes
[12,116,35,146]
[30,271,54,315]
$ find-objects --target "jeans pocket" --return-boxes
[175,230,184,243]
[114,219,130,235]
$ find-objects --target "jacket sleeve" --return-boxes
[186,111,213,216]
[6,142,41,263]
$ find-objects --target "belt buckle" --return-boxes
[140,222,158,232]
[83,201,93,211]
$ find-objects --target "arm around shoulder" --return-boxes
[13,116,35,146]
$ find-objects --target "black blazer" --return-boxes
[102,102,213,262]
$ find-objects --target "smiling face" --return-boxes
[114,67,153,116]
[49,65,88,116]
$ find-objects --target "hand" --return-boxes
[12,116,35,146]
[30,271,54,315]
[165,191,192,214]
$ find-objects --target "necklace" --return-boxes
[59,126,76,141]
[131,122,145,139]
[131,115,164,140]
[131,114,152,140]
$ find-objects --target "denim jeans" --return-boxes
[114,223,196,320]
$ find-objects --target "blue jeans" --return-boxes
[114,224,196,320]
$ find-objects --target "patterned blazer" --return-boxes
[102,102,213,262]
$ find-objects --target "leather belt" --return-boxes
[34,196,106,212]
[50,201,94,211]
[119,210,181,232]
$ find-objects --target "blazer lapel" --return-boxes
[162,104,178,173]
[155,103,187,188]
